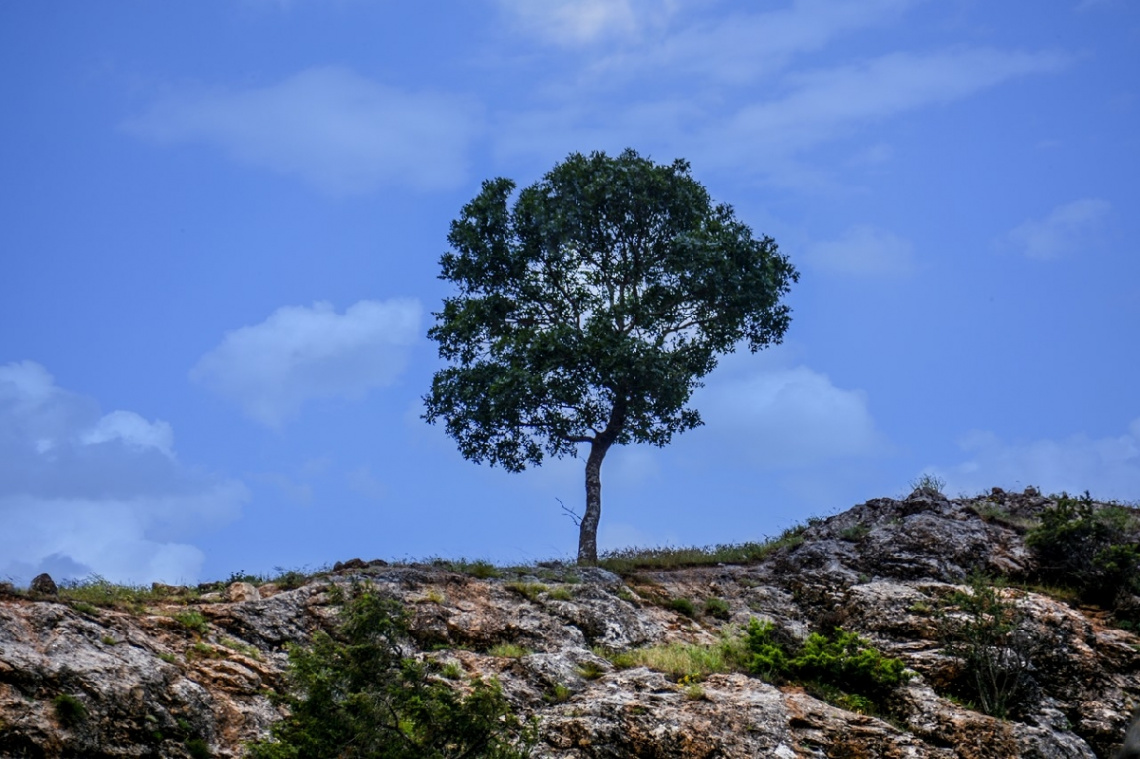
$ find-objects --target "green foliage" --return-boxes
[576,660,605,680]
[486,643,530,659]
[52,693,87,727]
[424,148,797,563]
[173,610,209,634]
[743,619,909,712]
[909,473,946,496]
[547,586,574,601]
[1026,491,1140,609]
[597,527,806,574]
[186,737,212,759]
[602,640,742,681]
[504,582,548,601]
[838,524,870,542]
[667,597,697,618]
[543,684,571,704]
[703,597,731,620]
[937,574,1044,719]
[247,585,534,759]
[57,575,169,611]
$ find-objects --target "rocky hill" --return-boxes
[2,487,1138,758]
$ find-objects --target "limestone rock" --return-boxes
[2,491,1138,757]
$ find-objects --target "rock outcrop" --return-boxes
[1,488,1138,757]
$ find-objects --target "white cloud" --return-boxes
[190,299,421,429]
[695,365,890,468]
[713,48,1068,162]
[80,410,175,458]
[123,66,479,194]
[497,0,659,46]
[1005,198,1112,260]
[0,361,248,587]
[931,420,1140,501]
[806,225,913,277]
[590,0,924,84]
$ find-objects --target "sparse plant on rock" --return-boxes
[744,619,908,713]
[1026,491,1140,610]
[247,585,534,758]
[937,574,1045,719]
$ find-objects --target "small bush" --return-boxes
[667,597,697,618]
[173,610,209,634]
[548,586,574,601]
[186,737,212,759]
[246,585,534,758]
[486,643,530,659]
[602,640,740,681]
[909,473,946,496]
[744,619,908,712]
[543,683,571,704]
[703,597,731,620]
[52,694,87,727]
[576,660,606,680]
[505,582,548,601]
[1026,492,1140,609]
[839,524,870,542]
[937,574,1045,719]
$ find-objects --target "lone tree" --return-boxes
[424,149,798,565]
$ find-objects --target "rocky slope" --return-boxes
[2,487,1138,758]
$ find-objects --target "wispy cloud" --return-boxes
[123,67,480,194]
[589,0,925,85]
[496,0,666,46]
[1004,198,1112,260]
[805,225,914,277]
[929,419,1140,501]
[709,48,1068,164]
[497,46,1068,185]
[190,299,422,429]
[0,361,247,586]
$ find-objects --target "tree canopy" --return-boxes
[424,149,798,564]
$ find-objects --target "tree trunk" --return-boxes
[577,439,610,565]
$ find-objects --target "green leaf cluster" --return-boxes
[424,148,798,473]
[937,575,1043,719]
[1026,492,1140,608]
[744,620,908,710]
[247,586,534,759]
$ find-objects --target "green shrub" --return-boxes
[744,619,908,711]
[504,582,548,601]
[576,660,605,680]
[909,473,946,496]
[52,693,87,727]
[246,585,534,758]
[173,610,209,634]
[186,737,212,759]
[703,597,731,620]
[547,586,574,601]
[667,597,697,618]
[486,643,530,659]
[937,574,1044,719]
[1026,492,1140,609]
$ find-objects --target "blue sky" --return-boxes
[2,0,1137,587]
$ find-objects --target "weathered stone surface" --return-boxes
[1,490,1138,757]
[29,574,57,596]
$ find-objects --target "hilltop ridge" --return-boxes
[2,487,1138,757]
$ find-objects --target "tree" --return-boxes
[424,149,798,565]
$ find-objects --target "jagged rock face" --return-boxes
[1,490,1138,758]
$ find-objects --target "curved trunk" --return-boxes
[577,440,610,565]
[577,398,626,566]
